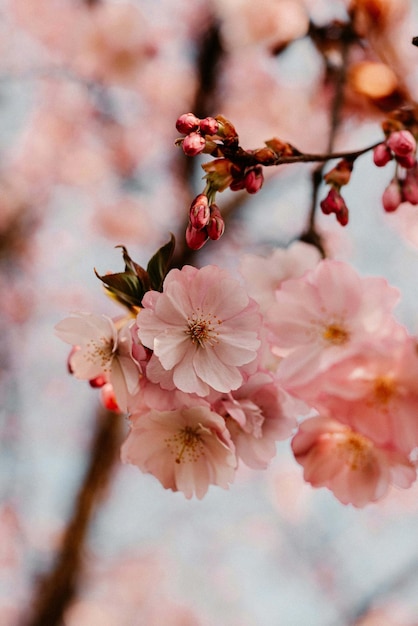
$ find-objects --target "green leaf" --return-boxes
[94,269,147,311]
[146,234,175,292]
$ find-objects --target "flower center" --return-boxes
[85,337,115,372]
[336,431,373,471]
[322,323,350,345]
[373,376,395,405]
[185,308,221,348]
[165,426,205,464]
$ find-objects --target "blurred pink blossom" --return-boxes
[239,241,321,316]
[292,416,416,507]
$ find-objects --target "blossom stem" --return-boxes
[24,407,123,626]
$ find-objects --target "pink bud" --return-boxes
[199,117,219,135]
[373,143,392,167]
[189,194,210,229]
[402,168,418,205]
[320,187,346,215]
[176,113,200,134]
[101,383,120,412]
[207,205,225,240]
[382,180,402,212]
[229,177,246,191]
[395,153,417,169]
[336,202,349,226]
[89,375,107,388]
[244,166,264,194]
[186,222,208,249]
[387,130,417,157]
[182,132,206,157]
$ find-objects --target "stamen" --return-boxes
[336,431,373,471]
[185,307,221,348]
[84,336,114,371]
[322,323,350,345]
[374,376,395,405]
[165,426,205,464]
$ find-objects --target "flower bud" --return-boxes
[336,202,349,226]
[264,137,295,157]
[229,177,246,191]
[402,168,418,205]
[89,374,107,388]
[252,147,277,165]
[176,113,200,134]
[387,130,416,157]
[189,194,210,229]
[101,383,120,412]
[382,180,402,212]
[199,117,219,136]
[186,222,208,249]
[320,187,346,215]
[244,166,264,194]
[373,143,393,167]
[182,132,206,156]
[395,153,417,169]
[207,205,225,240]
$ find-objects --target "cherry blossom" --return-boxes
[121,406,237,499]
[239,241,321,316]
[212,371,297,469]
[55,313,141,412]
[268,259,400,386]
[137,265,261,396]
[287,334,418,456]
[291,416,416,507]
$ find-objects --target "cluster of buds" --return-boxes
[320,159,353,226]
[374,129,417,170]
[373,129,418,213]
[185,194,225,250]
[176,113,238,157]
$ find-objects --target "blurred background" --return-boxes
[2,0,418,624]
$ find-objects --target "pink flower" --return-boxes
[121,406,237,499]
[55,313,141,412]
[290,335,418,456]
[137,265,261,396]
[268,259,400,387]
[239,241,321,316]
[213,372,297,469]
[292,416,416,507]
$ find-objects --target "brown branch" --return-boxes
[300,24,352,256]
[23,407,123,626]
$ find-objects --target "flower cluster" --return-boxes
[265,259,418,507]
[56,238,418,506]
